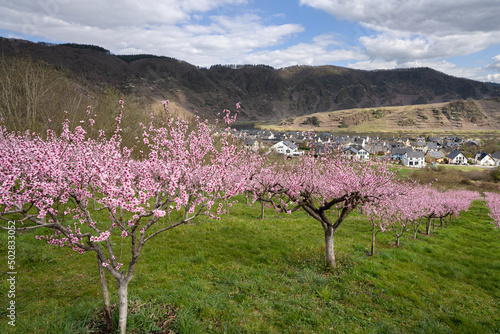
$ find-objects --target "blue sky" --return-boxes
[1,0,500,82]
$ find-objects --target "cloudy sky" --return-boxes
[1,0,500,82]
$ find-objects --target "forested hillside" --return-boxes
[2,37,500,125]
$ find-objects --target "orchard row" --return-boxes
[1,102,497,333]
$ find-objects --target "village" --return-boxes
[235,129,500,168]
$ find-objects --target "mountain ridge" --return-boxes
[2,37,500,122]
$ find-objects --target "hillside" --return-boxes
[1,37,500,125]
[266,98,500,134]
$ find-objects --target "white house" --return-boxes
[446,150,468,165]
[412,141,427,153]
[492,151,500,166]
[391,147,413,161]
[403,151,426,168]
[471,152,495,166]
[268,140,303,157]
[342,145,370,160]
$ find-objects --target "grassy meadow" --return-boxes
[1,196,500,333]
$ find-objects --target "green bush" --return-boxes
[491,168,500,183]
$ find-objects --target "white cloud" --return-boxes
[242,34,367,68]
[486,55,500,71]
[301,0,500,63]
[349,58,482,80]
[1,0,249,29]
[1,0,499,83]
[360,32,500,62]
[0,0,304,67]
[402,60,481,79]
[359,35,431,62]
[300,0,500,35]
[482,73,500,83]
[347,60,398,71]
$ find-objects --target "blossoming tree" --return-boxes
[422,189,478,234]
[0,102,247,333]
[277,154,405,269]
[362,201,390,256]
[484,192,500,229]
[384,192,421,247]
[362,181,422,252]
[243,154,288,219]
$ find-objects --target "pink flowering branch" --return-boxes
[0,101,247,333]
[485,192,500,229]
[262,153,405,269]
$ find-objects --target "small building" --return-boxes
[412,141,427,153]
[353,137,366,147]
[370,143,390,155]
[314,143,338,156]
[399,137,411,146]
[446,150,468,165]
[426,150,446,164]
[342,145,370,160]
[429,137,443,146]
[427,142,439,152]
[391,147,413,161]
[243,138,261,152]
[403,151,426,168]
[471,151,495,166]
[268,140,303,157]
[492,151,500,166]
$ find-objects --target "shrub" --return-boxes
[491,168,500,183]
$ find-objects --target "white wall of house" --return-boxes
[343,147,369,160]
[449,154,467,165]
[403,153,426,168]
[356,149,369,160]
[473,154,495,166]
[269,141,303,157]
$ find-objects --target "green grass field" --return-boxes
[1,197,499,333]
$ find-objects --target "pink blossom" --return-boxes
[0,101,251,332]
[153,209,166,218]
[90,231,111,243]
[485,192,500,228]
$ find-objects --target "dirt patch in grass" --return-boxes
[89,301,177,334]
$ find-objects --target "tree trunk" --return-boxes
[260,200,265,219]
[117,280,129,334]
[395,236,400,247]
[324,224,336,269]
[426,217,431,235]
[413,219,420,239]
[370,224,376,256]
[225,199,230,220]
[440,217,444,227]
[97,256,113,332]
